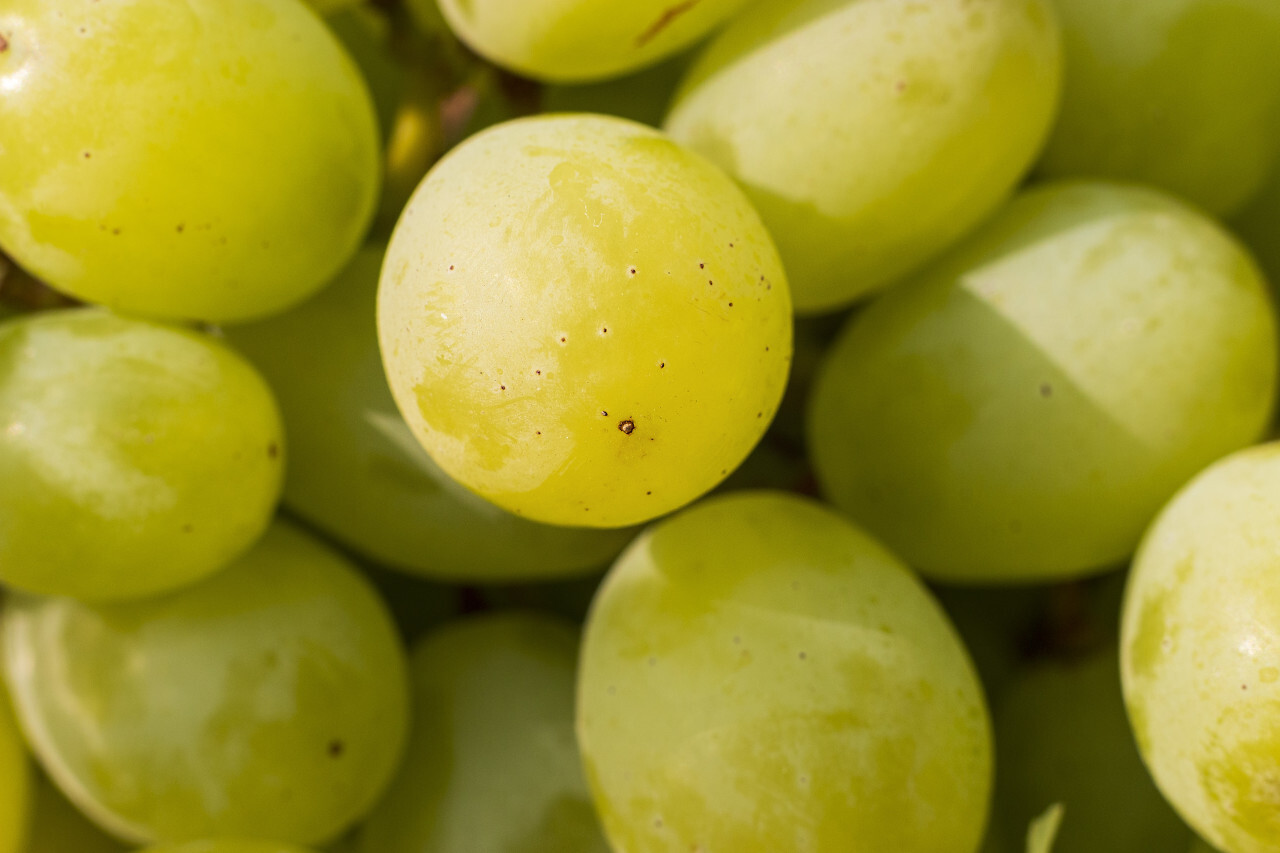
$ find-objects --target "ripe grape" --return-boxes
[226,245,635,581]
[358,614,609,853]
[1121,443,1280,853]
[2,521,409,846]
[1037,0,1280,217]
[424,0,750,82]
[809,182,1277,583]
[379,114,792,528]
[0,0,379,323]
[665,0,1062,313]
[577,491,992,852]
[0,309,284,601]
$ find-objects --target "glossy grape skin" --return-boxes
[3,521,409,847]
[809,182,1278,583]
[1121,443,1280,853]
[379,115,792,529]
[991,646,1191,853]
[0,309,284,601]
[358,614,609,853]
[137,843,317,853]
[577,491,992,853]
[0,0,379,323]
[1037,0,1280,217]
[426,0,748,82]
[226,246,635,581]
[21,769,129,853]
[0,682,28,853]
[665,0,1062,314]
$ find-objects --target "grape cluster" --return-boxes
[1,1,1279,852]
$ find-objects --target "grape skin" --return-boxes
[0,0,379,323]
[577,491,992,853]
[2,521,409,846]
[665,0,1062,313]
[808,181,1278,583]
[1122,444,1280,853]
[0,309,284,601]
[379,114,792,528]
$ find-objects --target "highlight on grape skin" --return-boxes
[378,114,792,529]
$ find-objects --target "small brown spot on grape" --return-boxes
[176,224,184,233]
[328,740,345,758]
[699,263,705,269]
[601,410,608,416]
[1039,383,1053,397]
[629,267,637,275]
[267,442,279,459]
[83,151,92,159]
[449,265,455,270]
[729,242,734,248]
[728,302,733,307]
[0,34,8,52]
[756,412,762,418]
[799,651,807,660]
[500,384,506,390]
[182,524,193,533]
[619,419,635,435]
[535,430,542,435]
[535,369,541,375]
[646,490,652,495]
[112,228,121,235]
[659,361,665,368]
[708,279,714,286]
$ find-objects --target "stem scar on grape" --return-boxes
[619,419,635,435]
[635,0,700,46]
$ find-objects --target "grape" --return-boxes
[577,491,992,852]
[664,0,1062,314]
[358,614,609,853]
[0,0,379,323]
[0,679,28,853]
[1036,0,1280,217]
[991,646,1191,852]
[1121,443,1280,853]
[424,0,750,82]
[808,182,1278,583]
[324,4,406,143]
[379,115,792,528]
[227,245,635,581]
[21,769,128,853]
[0,309,284,601]
[2,521,409,846]
[137,844,317,853]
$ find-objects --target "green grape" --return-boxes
[227,246,635,581]
[0,0,379,323]
[991,646,1191,853]
[137,844,317,853]
[1036,0,1280,217]
[424,0,750,82]
[1189,839,1223,853]
[808,182,1278,583]
[21,769,129,853]
[1121,442,1280,853]
[324,4,405,143]
[577,491,992,852]
[379,115,792,528]
[0,309,284,601]
[541,50,697,128]
[2,521,409,846]
[0,678,29,853]
[359,614,609,853]
[665,0,1062,314]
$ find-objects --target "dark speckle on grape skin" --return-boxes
[0,34,8,53]
[619,419,636,435]
[267,442,279,459]
[328,739,345,758]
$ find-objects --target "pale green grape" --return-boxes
[2,521,409,846]
[137,844,317,853]
[991,646,1191,853]
[1121,443,1280,853]
[359,614,609,853]
[665,0,1062,313]
[21,769,128,853]
[379,115,792,528]
[0,678,29,853]
[227,246,635,581]
[0,0,379,323]
[1037,0,1280,217]
[809,182,1278,583]
[425,0,749,82]
[0,309,284,600]
[577,491,992,852]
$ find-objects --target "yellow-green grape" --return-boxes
[21,770,128,853]
[1037,0,1280,217]
[0,0,379,323]
[1121,443,1280,853]
[665,0,1062,314]
[577,491,992,852]
[424,0,749,82]
[2,521,409,846]
[359,614,609,853]
[379,115,792,528]
[228,246,635,581]
[808,182,1278,583]
[992,647,1191,853]
[0,679,29,853]
[137,844,317,853]
[0,309,284,600]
